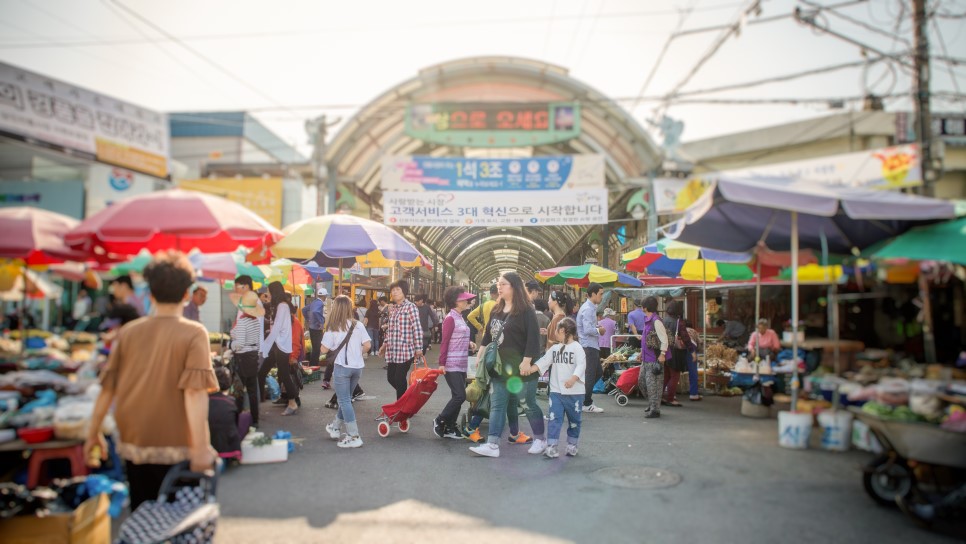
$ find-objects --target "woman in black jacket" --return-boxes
[469,272,542,459]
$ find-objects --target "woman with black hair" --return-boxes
[262,281,298,415]
[662,300,694,408]
[469,272,544,458]
[546,291,575,351]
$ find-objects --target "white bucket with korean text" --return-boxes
[817,410,853,452]
[778,411,813,449]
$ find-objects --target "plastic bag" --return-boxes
[743,382,774,407]
[265,375,281,401]
[593,378,607,394]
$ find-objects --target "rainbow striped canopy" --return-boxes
[622,240,754,282]
[536,264,643,287]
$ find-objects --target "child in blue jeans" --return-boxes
[522,318,585,458]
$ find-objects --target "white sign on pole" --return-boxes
[382,189,608,227]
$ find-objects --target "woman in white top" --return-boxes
[321,296,372,448]
[262,282,297,415]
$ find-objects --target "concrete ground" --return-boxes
[214,357,963,544]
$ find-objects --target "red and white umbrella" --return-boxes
[0,207,90,265]
[65,189,283,256]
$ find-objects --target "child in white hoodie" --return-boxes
[523,317,585,458]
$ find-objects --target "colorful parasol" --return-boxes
[271,214,429,269]
[621,241,754,282]
[537,264,643,287]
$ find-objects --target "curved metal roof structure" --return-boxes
[324,56,663,287]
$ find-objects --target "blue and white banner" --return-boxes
[381,154,604,192]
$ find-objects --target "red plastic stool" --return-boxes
[27,444,88,488]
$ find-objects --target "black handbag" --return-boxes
[666,319,688,372]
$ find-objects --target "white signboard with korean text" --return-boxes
[383,189,608,227]
[381,154,607,226]
[0,62,169,178]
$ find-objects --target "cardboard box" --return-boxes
[0,493,109,544]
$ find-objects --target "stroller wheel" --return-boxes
[398,419,411,433]
[616,394,629,406]
[377,421,391,437]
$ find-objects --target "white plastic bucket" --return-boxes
[817,410,853,452]
[778,411,813,449]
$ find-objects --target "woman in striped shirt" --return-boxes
[433,286,477,440]
[230,291,264,427]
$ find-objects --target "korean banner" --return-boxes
[0,62,170,178]
[381,155,604,192]
[179,177,284,228]
[381,154,607,226]
[383,189,608,227]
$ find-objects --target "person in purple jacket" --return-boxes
[433,286,477,439]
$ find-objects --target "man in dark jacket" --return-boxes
[415,294,440,354]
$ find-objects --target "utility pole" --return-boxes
[306,115,340,215]
[913,0,938,363]
[912,0,934,198]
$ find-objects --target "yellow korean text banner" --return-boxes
[179,178,283,228]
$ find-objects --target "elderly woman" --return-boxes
[433,286,477,439]
[637,296,669,419]
[747,318,782,359]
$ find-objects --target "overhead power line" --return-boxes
[103,0,297,115]
[0,2,748,50]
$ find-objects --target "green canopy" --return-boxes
[872,217,966,265]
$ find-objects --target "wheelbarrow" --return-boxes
[850,407,966,527]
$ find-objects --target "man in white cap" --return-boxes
[598,307,618,361]
[303,288,326,367]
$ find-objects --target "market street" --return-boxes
[214,356,962,544]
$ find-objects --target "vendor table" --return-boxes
[780,338,865,372]
[0,439,87,488]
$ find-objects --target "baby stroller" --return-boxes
[376,368,443,437]
[608,365,642,406]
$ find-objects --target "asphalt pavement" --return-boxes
[214,356,963,544]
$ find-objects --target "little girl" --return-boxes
[522,317,585,458]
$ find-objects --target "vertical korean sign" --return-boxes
[381,155,607,227]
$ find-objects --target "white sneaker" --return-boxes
[566,444,579,457]
[528,439,548,455]
[325,422,342,440]
[544,444,559,459]
[337,435,363,448]
[469,443,500,458]
[582,404,604,413]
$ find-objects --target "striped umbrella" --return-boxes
[621,240,754,281]
[536,264,643,287]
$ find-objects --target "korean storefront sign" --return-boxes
[0,62,170,178]
[382,190,607,227]
[405,102,580,147]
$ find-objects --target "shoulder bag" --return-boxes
[326,320,356,367]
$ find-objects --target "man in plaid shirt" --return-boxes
[379,280,423,399]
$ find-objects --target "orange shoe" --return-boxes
[508,432,533,444]
[466,429,483,443]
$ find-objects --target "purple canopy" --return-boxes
[664,176,954,411]
[665,177,955,253]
